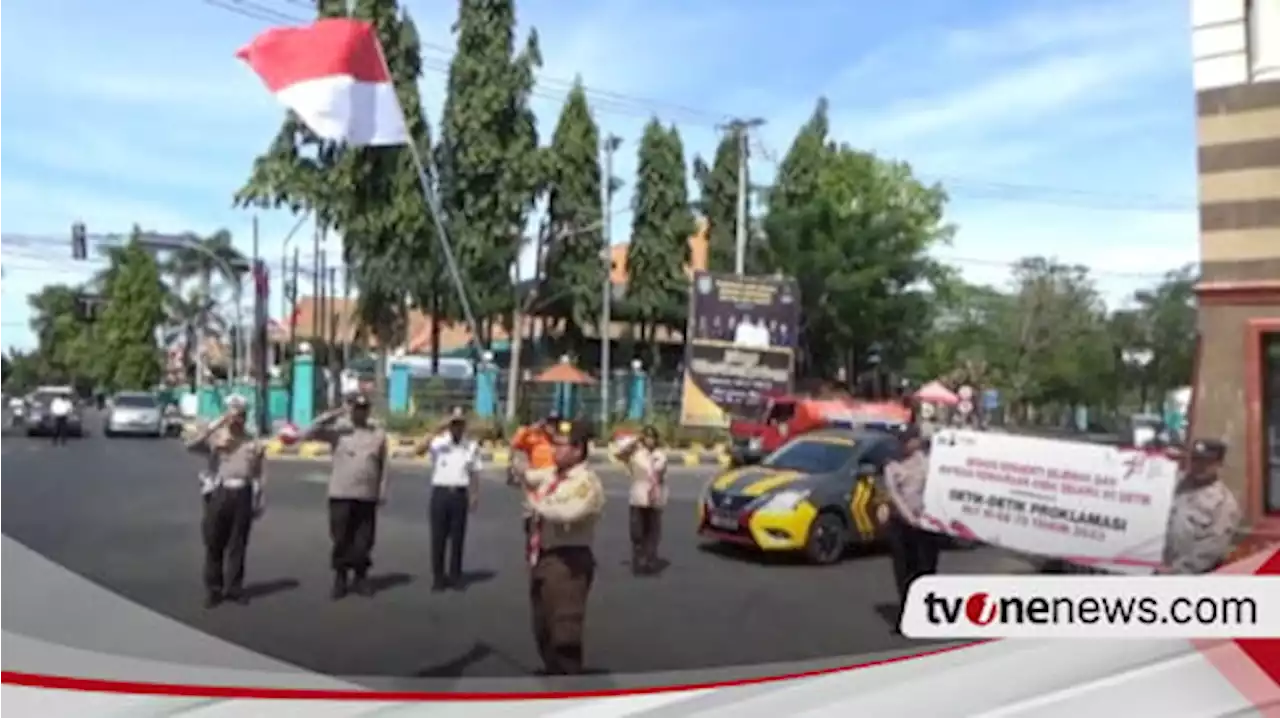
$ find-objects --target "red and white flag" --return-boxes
[237,18,408,146]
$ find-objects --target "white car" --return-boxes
[105,392,165,438]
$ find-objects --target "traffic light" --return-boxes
[71,222,87,260]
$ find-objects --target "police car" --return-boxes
[697,426,902,564]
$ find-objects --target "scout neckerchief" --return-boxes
[645,448,665,506]
[527,467,570,567]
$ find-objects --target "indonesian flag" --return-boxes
[237,18,408,146]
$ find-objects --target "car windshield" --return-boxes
[762,438,857,474]
[32,392,72,405]
[115,394,158,408]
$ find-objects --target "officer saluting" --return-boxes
[877,425,941,631]
[301,391,389,599]
[517,420,605,676]
[186,395,267,608]
[1161,438,1241,574]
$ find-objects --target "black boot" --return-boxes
[204,590,223,609]
[331,570,349,600]
[225,587,248,605]
[352,569,373,597]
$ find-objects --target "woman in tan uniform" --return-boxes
[616,426,668,576]
[186,396,266,608]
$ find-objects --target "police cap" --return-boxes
[1189,438,1227,462]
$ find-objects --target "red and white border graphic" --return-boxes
[3,536,1277,716]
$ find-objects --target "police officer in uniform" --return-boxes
[1161,438,1241,574]
[516,420,605,675]
[877,425,941,631]
[186,396,267,608]
[302,392,390,599]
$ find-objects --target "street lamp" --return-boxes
[1121,347,1155,413]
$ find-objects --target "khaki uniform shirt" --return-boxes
[190,430,265,488]
[310,420,388,500]
[527,464,605,552]
[883,452,929,523]
[624,443,669,509]
[1164,478,1241,574]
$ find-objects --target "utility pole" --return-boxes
[287,247,299,419]
[722,118,766,275]
[600,134,622,430]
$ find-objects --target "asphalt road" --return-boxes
[2,421,1025,684]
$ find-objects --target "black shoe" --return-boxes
[204,592,223,609]
[331,571,349,600]
[225,588,248,605]
[431,577,448,592]
[352,574,374,597]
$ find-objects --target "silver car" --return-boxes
[105,392,165,438]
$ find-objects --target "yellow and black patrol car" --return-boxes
[697,427,901,564]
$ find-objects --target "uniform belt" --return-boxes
[432,484,469,492]
[220,478,253,489]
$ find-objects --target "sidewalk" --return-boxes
[181,422,732,467]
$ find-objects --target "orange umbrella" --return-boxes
[532,362,596,385]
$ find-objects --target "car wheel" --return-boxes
[104,429,115,438]
[804,511,848,565]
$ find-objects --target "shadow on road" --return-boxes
[241,577,302,601]
[696,541,889,567]
[365,572,414,595]
[452,570,496,590]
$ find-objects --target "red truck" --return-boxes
[728,394,913,466]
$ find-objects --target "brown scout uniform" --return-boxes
[523,433,605,676]
[188,426,265,604]
[623,437,668,574]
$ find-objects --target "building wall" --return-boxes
[1192,0,1280,522]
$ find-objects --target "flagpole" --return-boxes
[372,38,484,363]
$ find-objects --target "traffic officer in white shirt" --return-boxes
[414,407,481,591]
[49,393,74,445]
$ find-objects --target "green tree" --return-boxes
[436,0,542,347]
[337,1,438,384]
[97,236,166,391]
[693,129,753,273]
[541,80,604,354]
[766,98,829,217]
[27,285,95,385]
[763,142,953,379]
[1132,265,1198,397]
[991,258,1113,416]
[626,119,694,365]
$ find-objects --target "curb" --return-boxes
[262,440,732,468]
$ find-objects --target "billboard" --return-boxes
[680,271,801,427]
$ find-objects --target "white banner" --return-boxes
[921,430,1181,574]
[901,575,1280,639]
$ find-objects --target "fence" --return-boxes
[405,372,684,426]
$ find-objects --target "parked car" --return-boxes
[26,387,85,438]
[104,391,165,438]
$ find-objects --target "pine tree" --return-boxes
[627,120,693,365]
[97,233,166,391]
[541,80,604,354]
[436,0,542,347]
[693,129,749,273]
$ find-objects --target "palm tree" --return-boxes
[162,291,228,389]
[160,231,250,382]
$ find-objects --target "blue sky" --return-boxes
[1,0,1200,352]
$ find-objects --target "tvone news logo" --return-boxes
[922,591,1163,626]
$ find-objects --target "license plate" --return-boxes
[709,512,739,530]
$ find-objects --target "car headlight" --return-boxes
[752,489,810,513]
[747,437,763,451]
